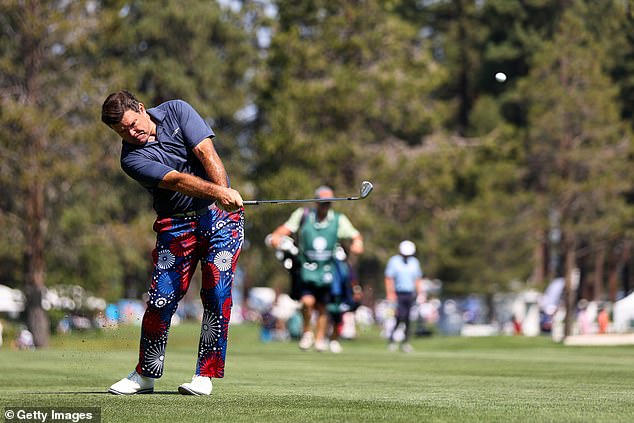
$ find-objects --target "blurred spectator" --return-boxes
[511,314,522,335]
[104,303,120,328]
[577,299,591,335]
[260,310,277,343]
[597,306,610,334]
[15,328,34,350]
[439,300,463,336]
[57,317,72,335]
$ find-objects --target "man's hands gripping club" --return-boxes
[159,171,243,212]
[159,137,243,212]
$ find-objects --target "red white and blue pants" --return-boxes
[136,205,244,379]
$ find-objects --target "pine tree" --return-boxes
[0,0,105,346]
[519,1,631,335]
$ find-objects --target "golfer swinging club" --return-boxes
[101,90,244,396]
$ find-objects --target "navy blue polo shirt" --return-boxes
[120,100,216,217]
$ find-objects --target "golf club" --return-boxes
[244,181,373,205]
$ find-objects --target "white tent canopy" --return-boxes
[614,292,634,333]
[0,284,25,313]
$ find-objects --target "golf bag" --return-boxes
[326,247,360,314]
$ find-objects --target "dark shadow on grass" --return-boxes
[27,391,180,395]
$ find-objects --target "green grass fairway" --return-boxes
[1,322,633,422]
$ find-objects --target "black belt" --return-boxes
[170,205,212,219]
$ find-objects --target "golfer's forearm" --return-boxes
[193,138,229,187]
[159,170,224,200]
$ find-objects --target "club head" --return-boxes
[360,181,374,198]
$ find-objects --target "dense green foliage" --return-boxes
[1,322,634,422]
[1,0,634,339]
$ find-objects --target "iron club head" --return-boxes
[359,181,373,199]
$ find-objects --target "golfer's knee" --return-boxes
[146,291,178,312]
[301,294,316,308]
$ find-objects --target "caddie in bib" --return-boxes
[299,212,339,287]
[268,186,364,353]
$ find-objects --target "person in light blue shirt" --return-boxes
[385,240,424,352]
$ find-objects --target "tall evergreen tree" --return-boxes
[0,0,105,346]
[519,1,631,335]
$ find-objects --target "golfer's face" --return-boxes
[111,105,154,145]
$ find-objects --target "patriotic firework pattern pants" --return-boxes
[136,205,244,379]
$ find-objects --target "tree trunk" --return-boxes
[607,241,632,302]
[17,0,51,348]
[530,229,545,286]
[593,244,605,301]
[24,283,49,348]
[23,138,50,347]
[563,243,578,338]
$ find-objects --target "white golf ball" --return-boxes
[495,72,507,83]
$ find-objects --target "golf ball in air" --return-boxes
[495,72,507,82]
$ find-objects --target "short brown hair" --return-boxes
[101,90,141,125]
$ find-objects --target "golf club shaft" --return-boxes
[244,181,373,205]
[244,196,361,205]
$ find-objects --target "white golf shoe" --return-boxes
[314,339,328,352]
[178,375,213,396]
[298,331,314,351]
[329,340,343,354]
[401,343,414,353]
[108,371,154,395]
